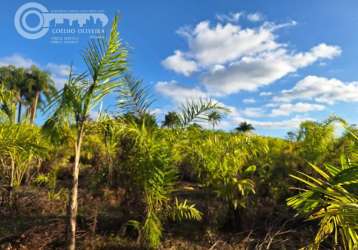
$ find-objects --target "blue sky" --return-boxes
[1,0,357,136]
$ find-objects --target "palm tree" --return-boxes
[0,66,27,123]
[286,131,297,141]
[0,85,17,123]
[25,65,56,124]
[162,112,180,128]
[235,121,255,133]
[208,111,222,129]
[47,16,127,250]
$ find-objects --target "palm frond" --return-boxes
[170,198,203,221]
[287,146,358,249]
[117,75,154,116]
[178,98,228,127]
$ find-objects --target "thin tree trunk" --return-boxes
[67,127,84,250]
[9,154,15,207]
[30,91,39,124]
[17,102,22,124]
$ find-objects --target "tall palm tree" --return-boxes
[162,112,180,128]
[47,16,127,250]
[235,121,255,133]
[208,110,222,129]
[25,65,56,124]
[0,85,17,123]
[0,66,27,123]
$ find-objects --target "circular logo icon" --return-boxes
[14,2,49,39]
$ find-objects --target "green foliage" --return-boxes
[122,122,177,248]
[118,75,153,116]
[0,85,17,123]
[178,131,261,209]
[178,98,228,127]
[297,119,335,164]
[162,112,181,128]
[34,171,66,201]
[207,111,222,129]
[119,121,203,248]
[48,16,127,129]
[287,128,358,249]
[0,65,56,124]
[235,121,255,133]
[45,16,128,249]
[0,123,48,188]
[169,198,203,221]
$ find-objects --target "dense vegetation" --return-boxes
[0,17,357,250]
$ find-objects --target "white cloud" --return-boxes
[150,108,164,117]
[270,102,325,117]
[220,107,313,129]
[247,12,263,22]
[155,80,208,104]
[216,12,242,23]
[241,107,264,118]
[169,20,281,69]
[243,98,256,104]
[163,16,341,95]
[274,75,358,104]
[240,102,324,118]
[259,91,272,96]
[250,116,313,129]
[162,50,198,76]
[45,63,71,89]
[89,110,100,120]
[196,21,279,66]
[203,44,341,95]
[0,54,35,68]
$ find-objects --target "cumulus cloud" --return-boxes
[161,50,198,76]
[162,16,341,95]
[270,102,325,117]
[247,12,263,22]
[274,75,358,104]
[176,21,280,67]
[249,116,313,129]
[259,91,272,96]
[241,107,264,118]
[221,107,313,129]
[243,98,256,104]
[203,44,341,95]
[240,102,324,118]
[0,54,35,68]
[155,80,208,104]
[45,63,71,89]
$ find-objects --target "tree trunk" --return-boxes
[17,102,22,124]
[67,127,84,250]
[9,155,15,207]
[30,91,39,124]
